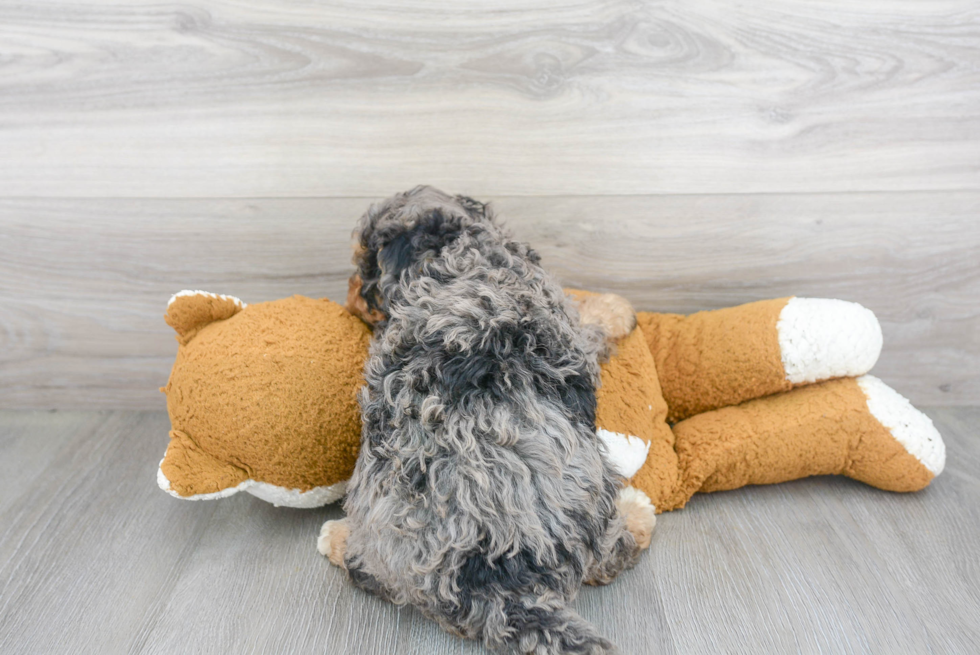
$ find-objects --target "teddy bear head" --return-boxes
[157,291,371,507]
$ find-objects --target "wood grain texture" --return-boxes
[1,1,978,197]
[0,408,978,654]
[1,192,977,409]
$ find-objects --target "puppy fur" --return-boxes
[322,186,653,654]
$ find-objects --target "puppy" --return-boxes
[319,186,655,654]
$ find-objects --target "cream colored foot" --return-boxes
[578,293,637,341]
[317,518,350,568]
[617,486,656,550]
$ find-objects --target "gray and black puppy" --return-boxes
[319,186,655,655]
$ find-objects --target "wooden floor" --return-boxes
[1,408,978,654]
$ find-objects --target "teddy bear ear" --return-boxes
[157,430,251,500]
[164,290,246,344]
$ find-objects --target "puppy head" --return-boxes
[347,186,490,325]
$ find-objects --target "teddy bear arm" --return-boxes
[637,297,883,422]
[594,326,679,513]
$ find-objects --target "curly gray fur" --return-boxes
[341,186,642,654]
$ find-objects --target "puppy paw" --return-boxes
[317,519,349,568]
[617,486,656,550]
[578,293,636,341]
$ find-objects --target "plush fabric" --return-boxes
[160,294,369,503]
[157,290,944,510]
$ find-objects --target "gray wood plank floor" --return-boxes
[1,408,977,654]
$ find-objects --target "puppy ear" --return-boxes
[378,210,465,278]
[346,275,387,325]
[377,230,417,280]
[454,194,488,220]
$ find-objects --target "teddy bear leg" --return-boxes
[662,376,945,511]
[583,486,656,586]
[637,297,882,422]
[317,518,350,568]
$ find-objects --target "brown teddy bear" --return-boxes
[157,290,944,512]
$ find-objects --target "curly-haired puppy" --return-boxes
[319,186,655,654]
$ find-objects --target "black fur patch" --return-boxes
[362,206,467,313]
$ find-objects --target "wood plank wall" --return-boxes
[1,1,978,409]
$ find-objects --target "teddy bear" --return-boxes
[157,290,944,512]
